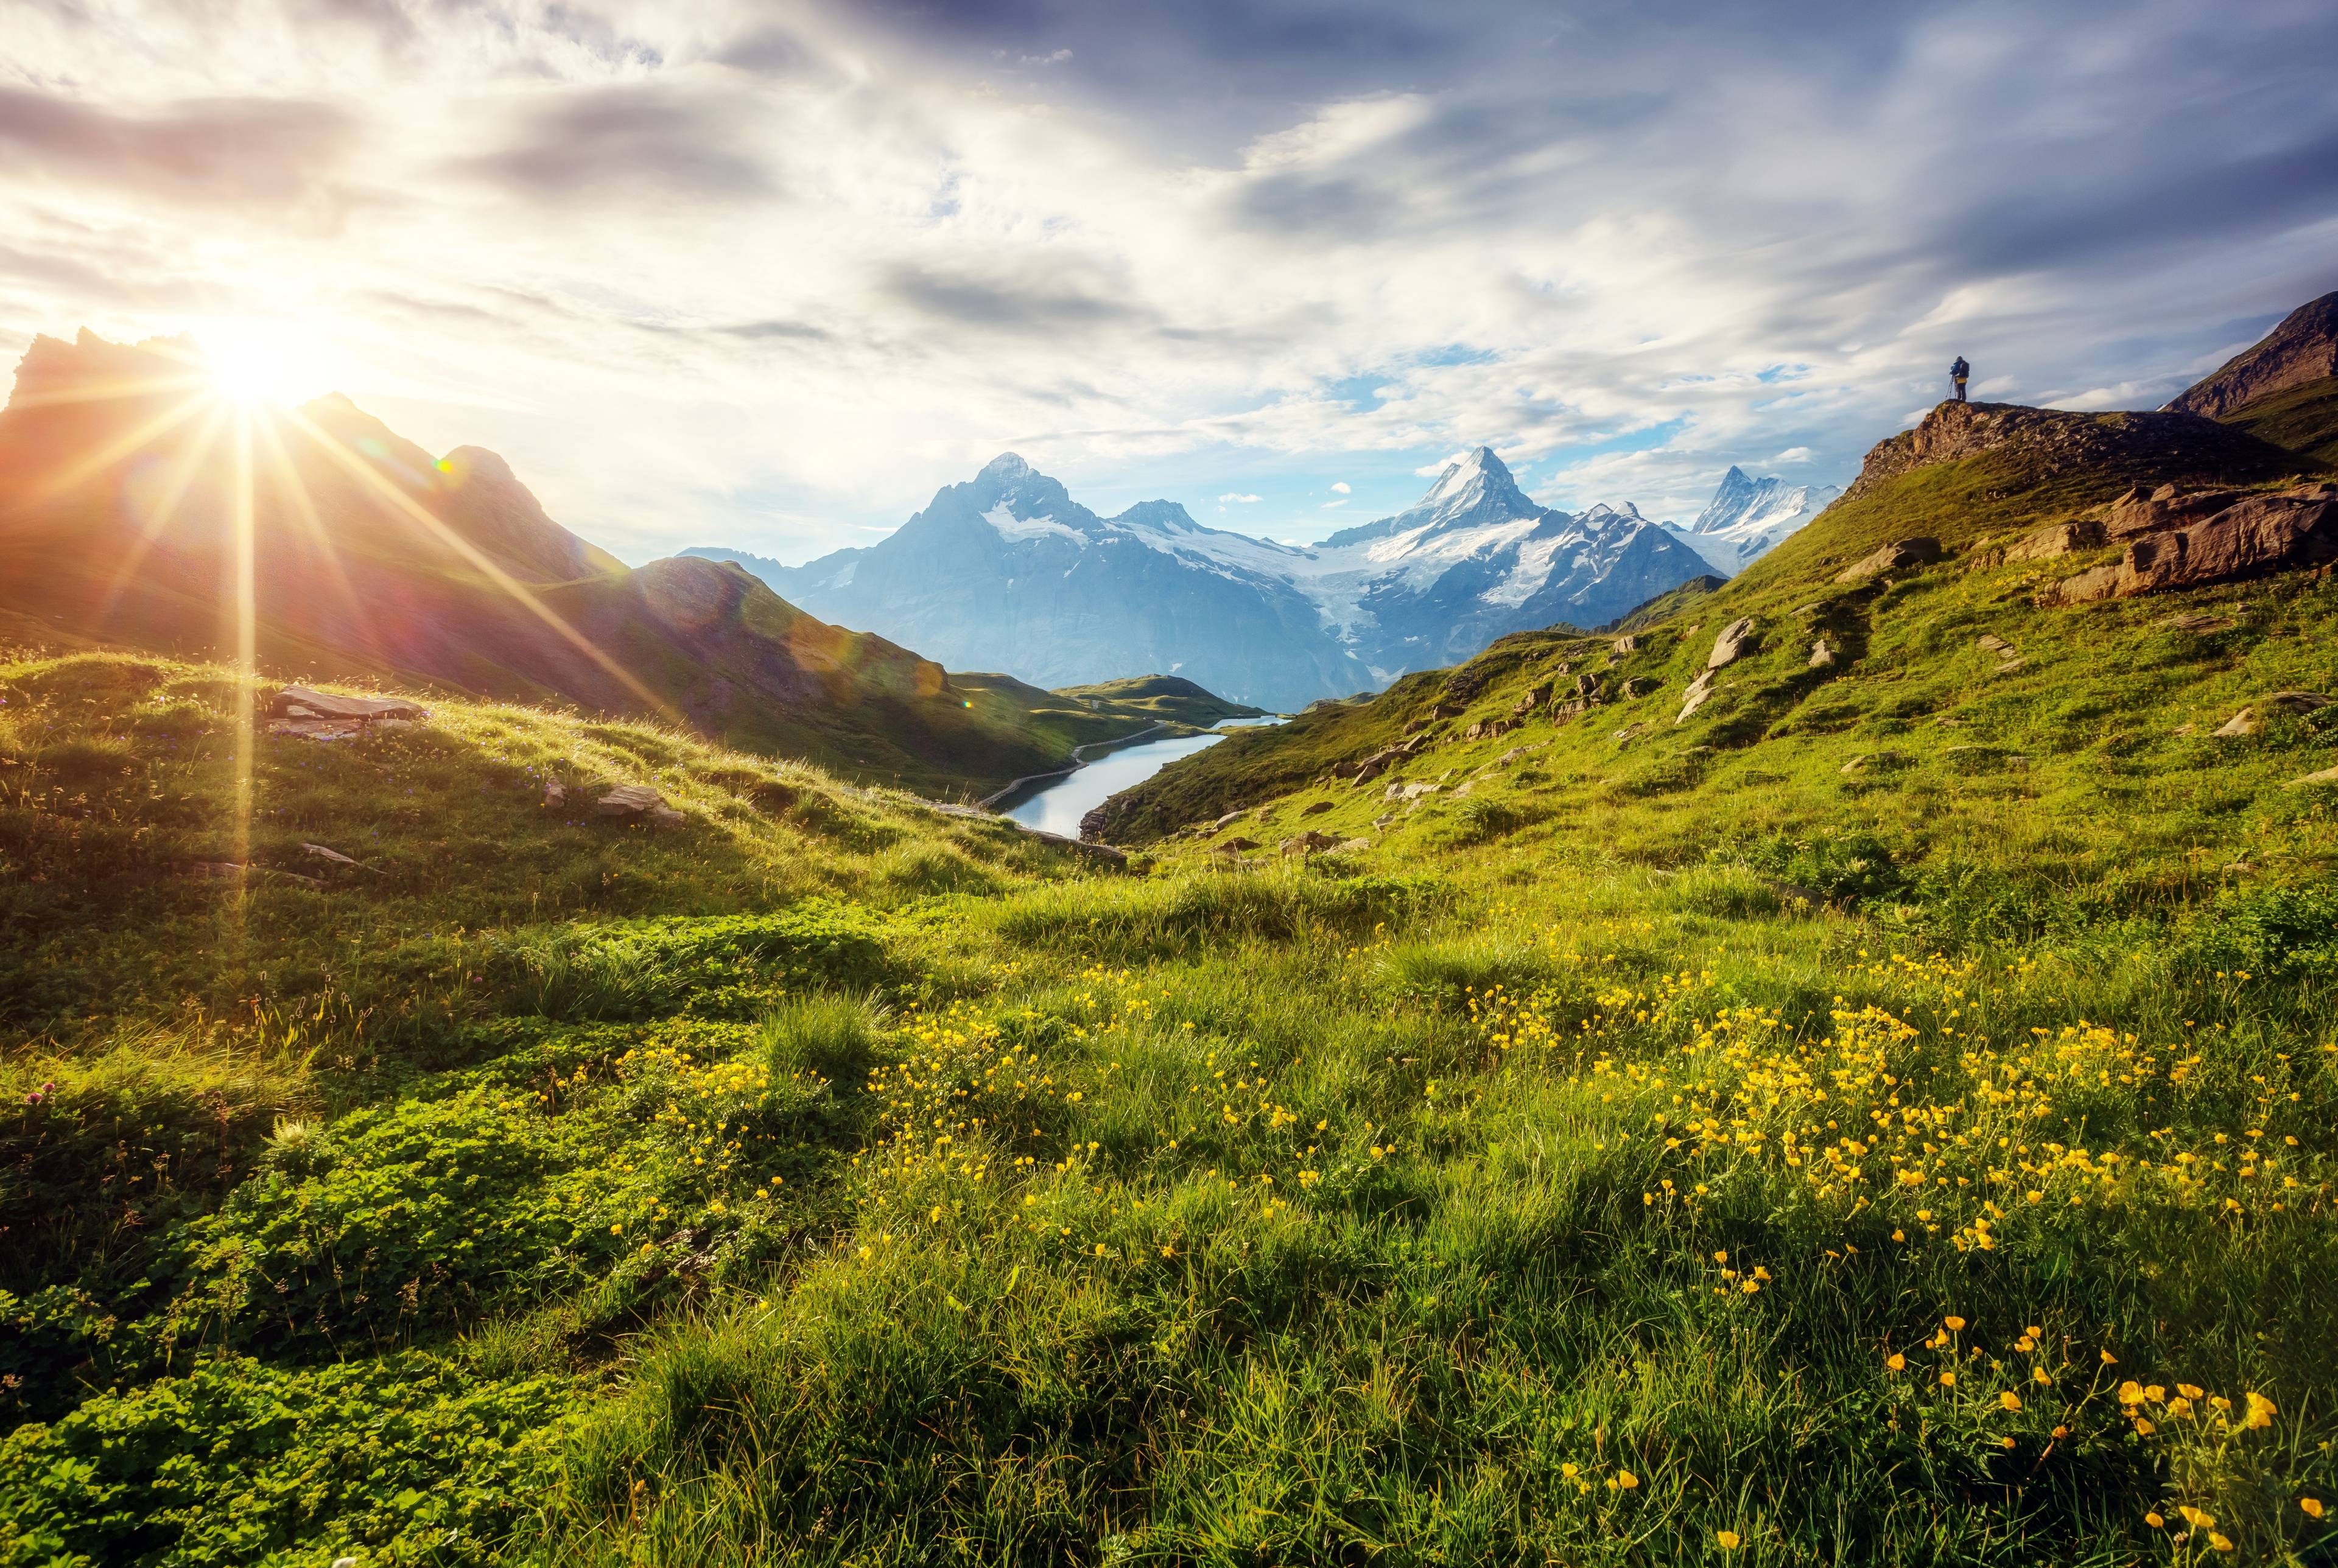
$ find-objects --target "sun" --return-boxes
[197,320,331,406]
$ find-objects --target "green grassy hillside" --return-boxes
[5,398,2338,1566]
[0,332,1174,800]
[1053,673,1274,726]
[2217,376,2338,466]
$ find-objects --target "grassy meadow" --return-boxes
[4,551,2337,1568]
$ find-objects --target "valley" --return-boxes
[4,289,2338,1566]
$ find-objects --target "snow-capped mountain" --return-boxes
[1661,465,1841,574]
[690,454,1372,710]
[689,447,1712,708]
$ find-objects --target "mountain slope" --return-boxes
[1090,391,2326,845]
[700,447,1713,705]
[0,332,1175,797]
[693,455,1371,711]
[2170,289,2338,464]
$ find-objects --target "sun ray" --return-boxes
[252,406,378,662]
[4,371,214,410]
[94,401,231,623]
[12,393,217,511]
[229,407,257,912]
[283,406,684,724]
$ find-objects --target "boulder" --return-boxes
[1301,800,1334,816]
[543,778,566,807]
[2041,489,2338,606]
[2004,520,2104,561]
[1975,633,2015,654]
[1675,668,1717,725]
[2212,691,2331,737]
[1808,638,1836,668]
[1620,676,1661,699]
[1512,682,1553,716]
[1612,634,1638,655]
[1213,836,1260,853]
[1333,838,1372,853]
[272,685,429,722]
[2102,484,2247,538]
[1706,617,1759,670]
[1834,537,1942,584]
[2285,765,2338,789]
[1213,810,1248,829]
[597,784,669,817]
[1280,830,1338,856]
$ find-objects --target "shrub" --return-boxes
[0,1351,578,1567]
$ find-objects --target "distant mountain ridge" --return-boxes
[694,446,1716,707]
[1663,465,1840,573]
[0,331,1191,796]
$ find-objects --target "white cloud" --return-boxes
[1218,491,1263,502]
[1328,480,1350,493]
[1319,498,1347,508]
[0,0,2329,563]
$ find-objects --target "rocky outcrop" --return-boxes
[2040,483,2338,605]
[2004,520,2104,562]
[2168,292,2338,420]
[1835,537,1941,583]
[1841,400,2298,506]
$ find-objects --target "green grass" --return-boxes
[2219,374,2338,466]
[7,412,2338,1568]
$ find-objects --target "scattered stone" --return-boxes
[1333,838,1371,853]
[1213,809,1248,829]
[1512,682,1553,716]
[2164,612,2238,633]
[1575,671,1604,698]
[299,842,380,873]
[1835,537,1942,583]
[1996,657,2027,674]
[190,861,247,880]
[1374,813,1395,828]
[1612,634,1638,655]
[2212,691,2333,737]
[2004,520,2104,562]
[597,783,669,817]
[1385,780,1441,802]
[1676,669,1717,725]
[544,778,566,807]
[1707,617,1759,670]
[1213,837,1260,853]
[1463,716,1519,741]
[1280,830,1339,856]
[273,685,428,722]
[1976,633,2015,654]
[1613,723,1646,744]
[2284,765,2338,788]
[1808,638,1836,668]
[1301,800,1333,816]
[1839,751,1909,775]
[1621,676,1660,699]
[268,718,368,741]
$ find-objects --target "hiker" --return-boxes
[1950,355,1970,402]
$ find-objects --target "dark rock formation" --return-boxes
[2168,292,2338,420]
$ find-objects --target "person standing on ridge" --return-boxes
[1950,355,1970,402]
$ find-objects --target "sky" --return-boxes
[4,0,2336,566]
